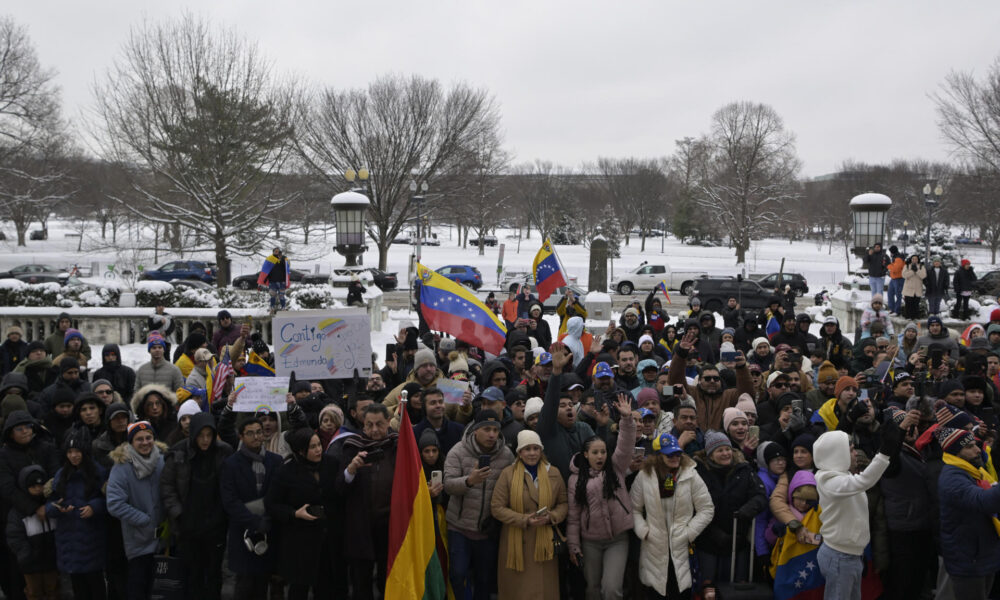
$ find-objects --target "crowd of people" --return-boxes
[1,271,1000,600]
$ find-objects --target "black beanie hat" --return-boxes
[764,442,787,465]
[418,428,440,451]
[792,433,816,454]
[25,340,45,355]
[60,356,80,374]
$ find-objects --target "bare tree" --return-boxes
[696,102,801,263]
[593,157,668,251]
[442,133,510,255]
[510,161,574,243]
[934,58,1000,172]
[667,137,715,243]
[0,16,59,161]
[90,14,300,285]
[296,74,501,270]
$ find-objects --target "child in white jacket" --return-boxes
[813,425,902,600]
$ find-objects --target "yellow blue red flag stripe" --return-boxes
[416,263,507,355]
[532,238,567,302]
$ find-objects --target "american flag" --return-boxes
[210,346,234,404]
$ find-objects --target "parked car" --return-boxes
[29,229,47,241]
[14,273,93,289]
[957,237,984,246]
[973,270,1000,297]
[610,261,707,296]
[231,269,328,290]
[468,235,498,247]
[140,260,217,284]
[0,264,67,279]
[169,279,214,291]
[691,277,771,313]
[392,234,412,245]
[436,265,482,290]
[333,267,398,291]
[751,272,809,296]
[414,236,441,247]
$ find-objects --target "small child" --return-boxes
[5,465,59,600]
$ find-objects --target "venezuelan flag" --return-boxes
[257,253,291,287]
[657,280,672,304]
[245,350,276,377]
[385,403,447,599]
[765,315,781,340]
[416,263,507,355]
[532,238,567,302]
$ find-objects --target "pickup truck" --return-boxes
[610,261,707,296]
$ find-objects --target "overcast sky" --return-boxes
[12,1,1000,177]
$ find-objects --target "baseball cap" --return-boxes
[652,432,683,456]
[594,362,614,379]
[535,352,552,366]
[638,408,656,420]
[766,371,790,387]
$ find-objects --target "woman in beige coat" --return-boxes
[491,430,568,600]
[902,255,927,320]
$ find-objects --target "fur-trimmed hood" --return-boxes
[108,440,169,464]
[131,383,178,417]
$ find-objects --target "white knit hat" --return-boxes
[752,337,771,352]
[524,397,544,420]
[516,429,544,453]
[176,399,201,422]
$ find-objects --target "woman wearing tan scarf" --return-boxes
[491,429,568,600]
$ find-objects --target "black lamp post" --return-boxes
[330,168,371,267]
[849,192,892,265]
[923,183,943,265]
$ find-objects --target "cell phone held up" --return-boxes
[363,448,385,464]
[478,454,491,470]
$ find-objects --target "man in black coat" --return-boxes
[866,243,889,298]
[924,255,950,317]
[220,417,283,600]
[953,259,978,320]
[91,344,136,405]
[0,326,27,376]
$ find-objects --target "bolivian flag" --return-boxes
[386,404,447,599]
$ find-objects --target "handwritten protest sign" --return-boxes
[436,378,470,405]
[272,309,372,380]
[233,376,290,413]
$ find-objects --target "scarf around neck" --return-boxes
[126,444,161,480]
[942,452,1000,537]
[506,459,554,572]
[239,443,267,494]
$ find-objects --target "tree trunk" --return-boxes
[214,234,229,288]
[378,241,390,271]
[640,234,646,252]
[15,223,26,247]
[101,221,107,239]
[736,244,746,264]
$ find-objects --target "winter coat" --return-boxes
[333,436,399,561]
[491,461,568,600]
[0,413,59,528]
[6,498,57,573]
[566,415,635,555]
[160,413,234,536]
[414,417,465,458]
[938,460,1000,577]
[212,325,242,353]
[92,343,137,404]
[819,327,853,362]
[925,265,950,297]
[44,330,92,363]
[556,296,587,335]
[879,443,933,532]
[220,446,283,575]
[902,264,927,297]
[36,377,90,417]
[537,373,596,482]
[631,455,714,596]
[46,463,109,573]
[860,306,894,337]
[131,383,178,442]
[0,338,27,375]
[106,441,166,560]
[886,256,905,280]
[694,452,768,554]
[917,329,960,360]
[443,426,515,535]
[866,249,888,278]
[668,351,754,431]
[954,266,978,294]
[266,454,336,586]
[133,359,184,395]
[12,357,56,400]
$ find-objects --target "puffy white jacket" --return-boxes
[631,455,714,596]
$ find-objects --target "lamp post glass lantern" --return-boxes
[923,183,943,264]
[849,193,892,263]
[330,190,370,267]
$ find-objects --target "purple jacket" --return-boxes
[567,416,636,554]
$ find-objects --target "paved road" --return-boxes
[380,289,693,318]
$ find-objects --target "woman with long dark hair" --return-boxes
[567,395,635,600]
[46,427,108,600]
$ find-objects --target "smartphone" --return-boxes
[535,506,549,516]
[661,385,674,397]
[306,505,326,519]
[721,351,739,362]
[430,470,443,486]
[385,343,395,360]
[364,448,385,463]
[791,399,804,412]
[478,454,491,469]
[633,447,646,458]
[930,348,944,369]
[748,425,760,440]
[983,407,996,422]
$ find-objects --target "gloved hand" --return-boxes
[788,409,807,433]
[737,505,758,522]
[879,419,904,457]
[846,399,869,423]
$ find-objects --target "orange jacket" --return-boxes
[887,257,905,279]
[502,299,519,324]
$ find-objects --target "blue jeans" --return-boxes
[887,278,903,313]
[868,277,885,299]
[817,544,862,600]
[928,295,944,316]
[448,531,498,600]
[268,281,287,310]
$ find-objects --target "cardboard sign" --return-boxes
[233,376,290,413]
[272,309,373,380]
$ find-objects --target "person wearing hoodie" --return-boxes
[0,325,27,376]
[160,412,233,600]
[558,316,591,369]
[36,356,90,418]
[694,431,767,589]
[813,419,902,600]
[566,395,635,600]
[917,316,960,360]
[937,425,1000,600]
[818,316,853,364]
[220,417,284,600]
[13,341,55,402]
[52,328,91,377]
[44,386,77,444]
[754,441,787,570]
[106,421,166,600]
[131,384,178,444]
[46,427,109,600]
[71,392,106,443]
[92,402,130,469]
[953,259,978,320]
[92,343,136,404]
[860,294,894,339]
[527,303,552,351]
[6,464,58,600]
[441,409,514,600]
[167,398,202,447]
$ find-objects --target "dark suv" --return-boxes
[752,272,809,296]
[691,277,771,313]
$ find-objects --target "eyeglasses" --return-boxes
[701,376,721,382]
[771,382,790,389]
[95,389,113,395]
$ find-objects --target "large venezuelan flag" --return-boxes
[245,350,276,377]
[257,253,291,287]
[770,509,883,600]
[385,404,447,599]
[532,238,567,302]
[416,263,507,355]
